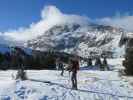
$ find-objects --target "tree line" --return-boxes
[0,47,58,70]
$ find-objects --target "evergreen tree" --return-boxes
[0,53,5,69]
[0,53,4,64]
[123,38,133,75]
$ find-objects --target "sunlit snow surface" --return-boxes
[0,58,133,100]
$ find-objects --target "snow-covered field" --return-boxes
[0,58,133,100]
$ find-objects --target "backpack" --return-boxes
[72,60,79,71]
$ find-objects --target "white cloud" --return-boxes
[96,15,133,31]
[1,5,133,46]
[0,5,89,45]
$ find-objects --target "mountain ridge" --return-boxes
[25,23,126,58]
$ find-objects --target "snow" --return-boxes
[0,70,133,100]
[0,58,133,100]
[25,20,126,59]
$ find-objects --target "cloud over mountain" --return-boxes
[97,15,133,32]
[0,5,133,46]
[0,5,89,45]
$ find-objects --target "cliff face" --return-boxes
[26,23,125,58]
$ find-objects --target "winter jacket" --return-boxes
[71,60,79,73]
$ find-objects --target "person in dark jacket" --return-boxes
[57,58,64,76]
[102,57,109,70]
[87,58,92,67]
[95,57,102,70]
[70,56,79,89]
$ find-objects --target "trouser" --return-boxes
[71,72,77,89]
[61,68,64,76]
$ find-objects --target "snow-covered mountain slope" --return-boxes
[0,66,133,99]
[0,6,128,58]
[26,23,126,58]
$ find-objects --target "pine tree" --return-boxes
[0,53,4,64]
[123,38,133,75]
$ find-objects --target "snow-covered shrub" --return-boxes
[16,68,27,80]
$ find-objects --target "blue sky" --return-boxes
[0,0,133,32]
